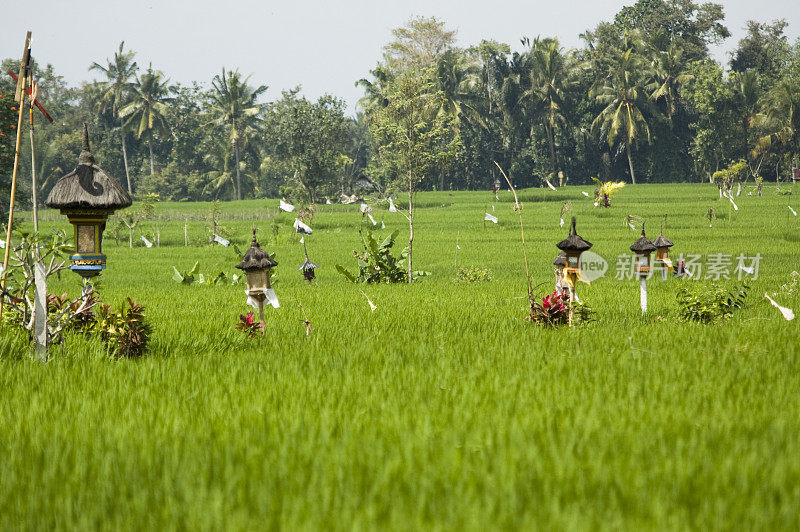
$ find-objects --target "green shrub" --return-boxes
[93,298,151,357]
[455,266,492,283]
[336,229,427,283]
[677,280,749,323]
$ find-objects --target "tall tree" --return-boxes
[731,70,761,162]
[202,69,267,200]
[646,37,692,117]
[383,16,456,73]
[89,42,138,193]
[682,59,739,179]
[754,78,800,166]
[524,37,576,180]
[433,48,482,188]
[367,67,458,282]
[118,65,172,176]
[612,0,729,61]
[730,19,789,83]
[591,49,654,184]
[266,89,350,203]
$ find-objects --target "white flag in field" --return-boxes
[213,234,230,247]
[265,288,280,309]
[367,213,377,226]
[293,218,312,235]
[381,221,386,229]
[279,199,295,212]
[581,191,590,197]
[360,290,377,312]
[141,235,153,248]
[724,191,738,211]
[484,212,498,223]
[765,293,794,321]
[789,206,797,216]
[388,198,397,212]
[246,288,280,310]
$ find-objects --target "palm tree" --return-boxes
[646,41,692,118]
[118,65,172,176]
[732,70,761,160]
[434,49,483,129]
[753,78,800,164]
[591,49,653,184]
[89,42,138,193]
[356,65,394,111]
[433,49,483,189]
[524,37,576,181]
[202,69,267,201]
[490,50,533,173]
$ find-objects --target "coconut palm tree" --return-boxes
[753,78,800,164]
[524,37,576,180]
[118,65,173,176]
[731,70,761,159]
[434,49,483,130]
[356,65,394,111]
[646,41,693,118]
[591,48,653,184]
[202,68,267,201]
[89,42,138,193]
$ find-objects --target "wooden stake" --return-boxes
[0,37,30,331]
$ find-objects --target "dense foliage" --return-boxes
[1,0,800,205]
[676,280,749,323]
[335,229,412,283]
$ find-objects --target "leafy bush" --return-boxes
[677,281,749,323]
[93,298,152,357]
[236,311,264,338]
[528,291,593,327]
[47,291,98,333]
[336,229,428,283]
[455,266,492,283]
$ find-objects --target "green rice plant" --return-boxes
[1,185,800,530]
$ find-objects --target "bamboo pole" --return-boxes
[29,73,38,232]
[494,161,532,303]
[29,70,47,359]
[0,59,28,332]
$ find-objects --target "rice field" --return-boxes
[1,183,799,530]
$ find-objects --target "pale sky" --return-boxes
[1,0,798,113]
